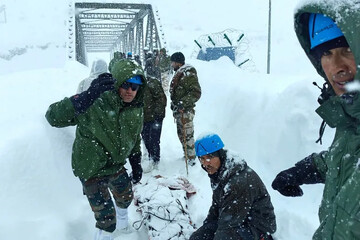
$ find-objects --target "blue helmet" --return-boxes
[126,75,143,85]
[308,13,344,49]
[195,133,224,157]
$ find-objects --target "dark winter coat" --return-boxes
[201,151,276,239]
[45,60,146,181]
[145,57,161,80]
[157,54,171,73]
[295,1,360,239]
[169,64,201,113]
[143,77,167,123]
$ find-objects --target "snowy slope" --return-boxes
[0,0,335,239]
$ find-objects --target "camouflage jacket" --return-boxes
[157,54,171,73]
[169,64,201,113]
[143,77,167,122]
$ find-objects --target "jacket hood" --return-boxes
[208,149,247,183]
[294,0,360,82]
[178,64,196,73]
[110,59,147,104]
[90,59,108,76]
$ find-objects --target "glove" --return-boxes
[271,168,304,197]
[70,73,115,114]
[129,153,142,184]
[272,154,324,197]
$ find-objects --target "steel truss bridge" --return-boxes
[69,2,162,65]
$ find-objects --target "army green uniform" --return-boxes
[157,49,172,90]
[45,60,146,233]
[142,77,167,163]
[170,64,201,162]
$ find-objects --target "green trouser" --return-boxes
[81,167,133,232]
[173,111,196,160]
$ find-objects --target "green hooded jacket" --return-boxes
[294,1,360,239]
[45,60,146,181]
[143,77,167,122]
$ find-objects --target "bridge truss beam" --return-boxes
[73,2,162,65]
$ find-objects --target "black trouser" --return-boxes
[190,225,254,240]
[141,119,163,162]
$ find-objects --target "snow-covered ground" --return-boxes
[0,0,335,239]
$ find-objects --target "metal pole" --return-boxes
[4,5,6,23]
[267,0,271,74]
[0,5,6,23]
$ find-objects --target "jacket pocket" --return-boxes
[334,206,359,239]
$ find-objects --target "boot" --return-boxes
[143,160,159,173]
[115,206,129,230]
[94,229,114,240]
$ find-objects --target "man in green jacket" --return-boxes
[142,76,167,172]
[272,1,360,239]
[45,60,146,240]
[170,52,201,166]
[108,51,124,72]
[191,133,276,240]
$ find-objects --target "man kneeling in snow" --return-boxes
[190,133,276,240]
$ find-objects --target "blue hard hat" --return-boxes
[126,75,143,85]
[195,133,224,157]
[309,13,344,49]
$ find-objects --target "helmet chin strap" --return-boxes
[312,81,330,145]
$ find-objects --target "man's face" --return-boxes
[171,61,182,71]
[198,154,221,175]
[321,47,357,96]
[118,82,139,103]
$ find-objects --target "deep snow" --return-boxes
[0,0,336,239]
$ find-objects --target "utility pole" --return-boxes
[267,0,271,74]
[0,5,6,23]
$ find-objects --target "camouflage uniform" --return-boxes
[156,49,172,91]
[108,51,124,72]
[45,60,146,233]
[170,64,201,162]
[81,168,133,232]
[145,56,161,80]
[142,76,167,163]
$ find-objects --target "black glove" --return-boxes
[70,73,115,114]
[272,154,324,197]
[272,169,304,197]
[129,153,142,184]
